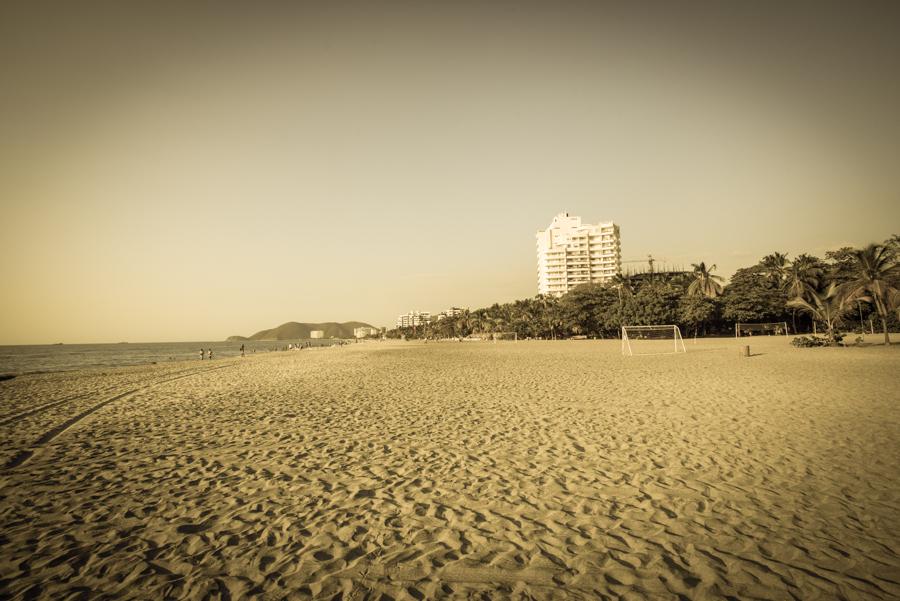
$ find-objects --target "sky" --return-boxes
[1,2,898,344]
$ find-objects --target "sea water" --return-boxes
[0,339,347,376]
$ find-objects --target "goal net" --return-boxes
[622,325,686,356]
[735,322,789,337]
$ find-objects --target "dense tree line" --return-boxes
[387,236,900,344]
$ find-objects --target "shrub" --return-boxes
[791,334,843,347]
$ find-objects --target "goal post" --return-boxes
[735,322,789,337]
[621,325,686,356]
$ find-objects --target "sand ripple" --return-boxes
[1,339,898,599]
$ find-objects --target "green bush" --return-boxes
[791,334,843,347]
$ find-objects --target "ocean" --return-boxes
[0,339,349,376]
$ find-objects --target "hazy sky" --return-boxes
[2,2,898,344]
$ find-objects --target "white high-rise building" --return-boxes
[536,212,621,296]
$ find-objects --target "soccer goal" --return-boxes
[621,325,686,356]
[735,322,789,337]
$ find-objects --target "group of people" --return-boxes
[200,341,358,360]
[199,344,249,361]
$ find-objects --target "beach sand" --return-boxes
[1,337,898,600]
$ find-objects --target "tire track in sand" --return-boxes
[3,364,234,470]
[0,390,102,427]
[0,364,226,426]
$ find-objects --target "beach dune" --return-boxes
[1,338,898,599]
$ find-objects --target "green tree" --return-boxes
[760,252,789,287]
[678,294,717,337]
[788,283,861,344]
[786,254,823,333]
[841,243,900,345]
[824,247,859,285]
[503,300,526,338]
[888,289,900,323]
[559,284,607,337]
[885,234,900,256]
[463,310,482,337]
[535,294,561,339]
[721,266,789,324]
[786,255,823,298]
[629,283,681,326]
[608,274,635,335]
[687,262,724,298]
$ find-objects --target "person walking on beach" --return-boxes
[240,343,245,357]
[208,348,213,360]
[199,348,204,361]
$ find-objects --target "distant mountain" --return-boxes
[226,321,375,341]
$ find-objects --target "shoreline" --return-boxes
[2,332,896,378]
[0,338,361,378]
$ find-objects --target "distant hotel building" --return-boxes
[396,311,431,328]
[353,326,380,338]
[436,307,466,320]
[309,330,324,339]
[536,212,621,296]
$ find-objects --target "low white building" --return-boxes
[310,330,324,339]
[353,326,380,338]
[436,307,467,320]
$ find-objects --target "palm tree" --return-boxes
[687,262,724,298]
[610,273,634,305]
[761,252,789,287]
[888,289,900,323]
[610,274,634,300]
[608,274,634,335]
[535,294,560,339]
[786,254,823,333]
[509,299,534,339]
[786,255,822,298]
[787,283,862,344]
[485,315,505,335]
[842,243,900,345]
[461,310,481,337]
[887,234,900,255]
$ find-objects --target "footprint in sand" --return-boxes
[176,522,208,534]
[313,550,333,561]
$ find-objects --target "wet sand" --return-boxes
[1,337,898,600]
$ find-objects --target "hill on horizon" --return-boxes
[226,321,375,341]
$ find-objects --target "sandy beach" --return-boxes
[1,338,898,600]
